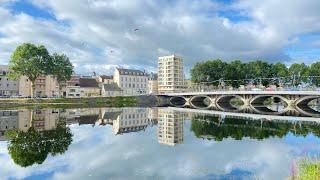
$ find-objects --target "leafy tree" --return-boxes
[271,62,289,86]
[289,63,310,86]
[224,60,245,87]
[309,62,320,86]
[6,124,73,167]
[51,53,74,97]
[8,43,51,97]
[191,59,227,85]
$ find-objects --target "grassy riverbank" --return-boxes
[291,158,320,179]
[0,96,139,109]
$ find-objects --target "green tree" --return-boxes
[6,124,73,167]
[289,63,310,86]
[8,43,52,97]
[309,62,320,86]
[51,53,74,97]
[224,60,245,87]
[191,59,227,85]
[271,62,288,86]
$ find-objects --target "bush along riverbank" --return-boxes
[0,95,158,110]
[290,158,320,179]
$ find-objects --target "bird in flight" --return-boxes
[133,28,139,31]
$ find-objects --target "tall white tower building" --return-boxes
[158,55,186,94]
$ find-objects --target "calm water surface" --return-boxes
[1,107,320,179]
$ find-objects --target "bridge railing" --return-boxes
[176,86,320,93]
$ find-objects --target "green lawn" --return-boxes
[293,158,320,180]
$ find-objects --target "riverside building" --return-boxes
[113,68,148,96]
[158,55,186,94]
[0,65,19,96]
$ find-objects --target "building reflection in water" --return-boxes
[157,108,185,146]
[2,107,320,144]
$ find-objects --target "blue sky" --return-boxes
[0,0,319,75]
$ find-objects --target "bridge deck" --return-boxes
[162,91,320,96]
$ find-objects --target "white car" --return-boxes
[251,88,263,91]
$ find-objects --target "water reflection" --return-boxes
[191,115,320,141]
[0,107,320,177]
[1,108,320,144]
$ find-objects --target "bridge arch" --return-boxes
[169,96,187,107]
[295,96,320,117]
[215,95,246,112]
[249,95,289,115]
[189,95,212,109]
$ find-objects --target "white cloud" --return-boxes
[0,0,319,75]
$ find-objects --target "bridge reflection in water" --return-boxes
[161,91,320,117]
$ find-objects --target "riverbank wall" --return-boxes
[0,95,158,109]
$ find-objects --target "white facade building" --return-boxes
[158,108,184,146]
[111,108,150,135]
[158,55,186,94]
[114,68,148,96]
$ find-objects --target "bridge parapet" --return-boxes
[161,91,320,117]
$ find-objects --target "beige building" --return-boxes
[66,78,100,97]
[0,111,19,141]
[158,55,186,94]
[0,65,19,96]
[148,73,158,94]
[0,109,61,140]
[114,68,148,96]
[19,75,59,97]
[157,108,184,146]
[98,75,114,84]
[31,109,60,131]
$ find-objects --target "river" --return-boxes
[0,106,320,179]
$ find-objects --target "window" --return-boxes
[70,89,76,92]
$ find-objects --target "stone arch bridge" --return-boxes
[158,91,320,117]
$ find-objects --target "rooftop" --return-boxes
[79,78,99,88]
[103,83,123,91]
[116,68,147,76]
[100,75,113,80]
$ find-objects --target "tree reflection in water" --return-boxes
[190,115,320,141]
[5,121,73,167]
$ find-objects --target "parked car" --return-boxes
[266,87,275,91]
[251,88,263,91]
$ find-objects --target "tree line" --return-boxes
[190,59,320,87]
[190,115,320,141]
[8,43,74,97]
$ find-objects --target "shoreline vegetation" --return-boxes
[291,158,320,180]
[0,95,158,110]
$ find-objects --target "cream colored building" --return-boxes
[148,73,158,94]
[157,108,184,146]
[66,78,100,97]
[31,109,59,131]
[19,75,59,97]
[114,68,148,96]
[0,111,19,141]
[0,65,19,96]
[158,55,186,94]
[111,108,150,135]
[0,109,61,140]
[98,75,114,84]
